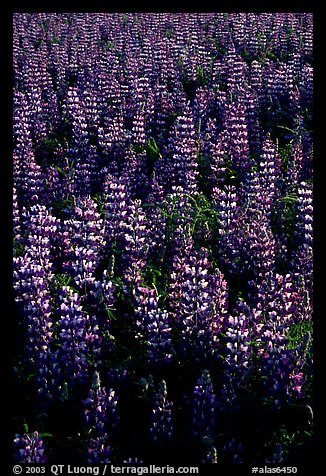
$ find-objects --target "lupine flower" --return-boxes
[192,370,216,439]
[13,187,22,244]
[222,438,244,464]
[265,444,284,464]
[225,48,248,92]
[87,437,112,464]
[14,432,47,464]
[138,309,174,365]
[55,286,102,387]
[220,300,254,410]
[164,104,199,193]
[218,208,277,283]
[134,286,159,325]
[255,284,312,406]
[202,445,218,463]
[83,371,119,463]
[291,181,313,294]
[150,380,173,444]
[122,199,149,289]
[224,97,251,177]
[87,270,116,341]
[209,131,228,190]
[144,176,167,264]
[122,149,149,199]
[102,174,130,251]
[57,196,107,298]
[123,457,144,464]
[169,244,228,362]
[241,134,281,221]
[13,206,56,380]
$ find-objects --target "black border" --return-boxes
[2,4,321,475]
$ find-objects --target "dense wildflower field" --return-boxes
[12,13,313,466]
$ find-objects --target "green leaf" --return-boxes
[279,194,298,203]
[23,419,29,434]
[54,166,67,177]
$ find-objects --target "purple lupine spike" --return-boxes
[121,148,149,199]
[212,185,239,234]
[244,15,260,58]
[13,187,22,245]
[249,271,302,325]
[290,181,313,294]
[283,141,304,191]
[150,380,173,445]
[83,370,119,463]
[218,207,277,284]
[13,90,33,155]
[299,65,313,112]
[60,196,107,291]
[250,60,263,92]
[122,199,149,290]
[301,136,313,182]
[88,270,115,328]
[144,309,174,365]
[74,145,101,197]
[242,89,263,155]
[265,444,284,464]
[14,432,47,464]
[13,205,61,399]
[131,111,147,146]
[301,22,313,62]
[26,77,50,148]
[202,445,218,463]
[220,300,254,410]
[151,82,175,151]
[64,86,89,152]
[80,80,101,135]
[259,340,311,408]
[62,87,93,197]
[225,49,248,92]
[107,368,129,393]
[87,437,112,464]
[165,103,199,193]
[36,348,63,401]
[251,272,312,406]
[134,286,160,340]
[250,134,280,218]
[224,98,251,177]
[13,205,56,366]
[209,131,228,191]
[290,333,313,402]
[102,174,130,249]
[192,369,216,439]
[193,86,215,132]
[84,371,119,431]
[169,244,228,362]
[293,181,313,252]
[55,286,101,387]
[123,457,144,464]
[13,146,45,207]
[144,176,167,263]
[222,437,244,464]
